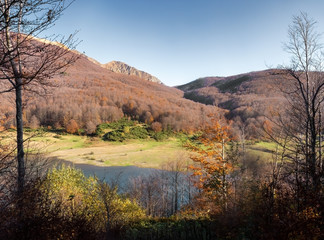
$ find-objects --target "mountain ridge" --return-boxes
[31,37,162,84]
[83,56,162,84]
[177,69,288,138]
[102,61,162,84]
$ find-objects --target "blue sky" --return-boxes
[44,0,324,86]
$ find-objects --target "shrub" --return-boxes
[152,131,169,141]
[1,166,146,239]
[151,122,162,132]
[103,130,126,142]
[99,118,173,142]
[66,119,79,134]
[129,126,149,139]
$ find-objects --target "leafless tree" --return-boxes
[279,12,324,189]
[0,0,78,198]
[128,156,197,217]
[162,155,189,214]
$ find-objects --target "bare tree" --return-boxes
[162,155,188,214]
[0,0,78,198]
[279,12,324,189]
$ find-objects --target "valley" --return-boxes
[1,1,323,239]
[0,43,293,239]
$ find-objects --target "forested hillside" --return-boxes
[0,50,223,133]
[177,69,290,138]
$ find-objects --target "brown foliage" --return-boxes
[0,52,224,132]
[178,70,289,138]
[151,122,162,132]
[66,119,79,134]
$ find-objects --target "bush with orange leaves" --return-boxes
[66,119,79,134]
[185,119,236,213]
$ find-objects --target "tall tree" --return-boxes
[186,119,235,212]
[0,0,78,197]
[278,12,324,189]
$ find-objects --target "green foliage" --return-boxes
[180,132,203,147]
[123,126,130,134]
[103,130,126,142]
[41,166,105,229]
[212,75,250,93]
[107,118,136,130]
[96,118,138,137]
[98,118,174,142]
[102,126,150,142]
[53,134,63,139]
[129,126,149,139]
[151,131,169,141]
[40,165,145,234]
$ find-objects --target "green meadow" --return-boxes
[0,130,277,168]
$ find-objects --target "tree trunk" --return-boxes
[174,174,178,213]
[15,80,25,196]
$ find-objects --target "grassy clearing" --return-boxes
[245,141,278,161]
[1,130,278,169]
[31,134,91,151]
[50,138,187,168]
[1,130,187,168]
[3,131,187,168]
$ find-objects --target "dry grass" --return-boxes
[49,138,187,168]
[1,130,276,169]
[1,131,188,168]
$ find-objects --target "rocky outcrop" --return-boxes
[102,61,162,84]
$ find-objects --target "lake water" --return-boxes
[57,160,195,208]
[58,160,159,188]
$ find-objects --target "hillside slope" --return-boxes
[0,50,223,132]
[177,70,289,137]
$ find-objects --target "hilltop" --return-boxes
[84,56,162,84]
[102,61,162,84]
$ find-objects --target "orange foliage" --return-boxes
[263,119,272,134]
[66,119,79,134]
[185,118,234,208]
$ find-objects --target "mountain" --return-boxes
[177,69,288,138]
[0,48,223,133]
[101,61,162,84]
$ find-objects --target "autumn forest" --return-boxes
[1,1,324,240]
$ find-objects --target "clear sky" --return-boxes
[44,0,324,86]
